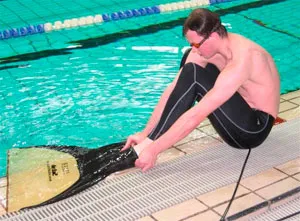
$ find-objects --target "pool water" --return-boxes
[0,0,299,176]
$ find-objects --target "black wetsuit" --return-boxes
[149,48,274,149]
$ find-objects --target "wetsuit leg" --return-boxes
[148,58,274,149]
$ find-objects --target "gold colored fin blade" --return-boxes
[7,148,80,212]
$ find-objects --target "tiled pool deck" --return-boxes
[137,90,300,221]
[0,90,299,220]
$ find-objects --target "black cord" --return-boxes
[220,148,252,221]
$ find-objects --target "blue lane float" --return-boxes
[209,0,234,4]
[0,0,238,40]
[104,6,160,22]
[0,24,45,40]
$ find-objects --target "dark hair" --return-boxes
[183,8,227,38]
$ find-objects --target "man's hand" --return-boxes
[135,146,158,172]
[121,132,146,152]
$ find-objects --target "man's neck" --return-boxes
[217,34,232,61]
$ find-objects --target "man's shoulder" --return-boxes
[231,34,268,56]
[231,43,268,66]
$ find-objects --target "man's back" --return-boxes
[227,33,280,118]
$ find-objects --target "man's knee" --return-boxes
[179,62,197,81]
[179,48,192,69]
[182,62,196,71]
[181,62,206,77]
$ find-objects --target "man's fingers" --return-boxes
[120,144,128,152]
[142,164,152,172]
[121,138,132,151]
[135,159,146,169]
[124,138,132,148]
[135,159,152,172]
[135,159,141,168]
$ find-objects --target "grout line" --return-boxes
[149,214,158,221]
[197,190,254,212]
[211,206,224,217]
[213,192,253,208]
[174,146,187,155]
[180,207,220,221]
[291,175,300,182]
[239,170,299,200]
[273,166,300,177]
[249,176,291,192]
[280,101,300,108]
[252,189,268,201]
[279,106,299,114]
[288,100,300,106]
[197,128,221,142]
[240,183,256,194]
[212,135,223,142]
[194,197,214,211]
[175,134,221,149]
[280,94,300,101]
[273,167,291,176]
[174,138,202,148]
[193,197,224,218]
[292,172,300,178]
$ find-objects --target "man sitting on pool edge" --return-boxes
[121,8,280,172]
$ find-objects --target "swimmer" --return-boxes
[122,8,280,172]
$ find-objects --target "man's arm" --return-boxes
[141,69,181,135]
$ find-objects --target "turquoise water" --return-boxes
[0,0,300,176]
